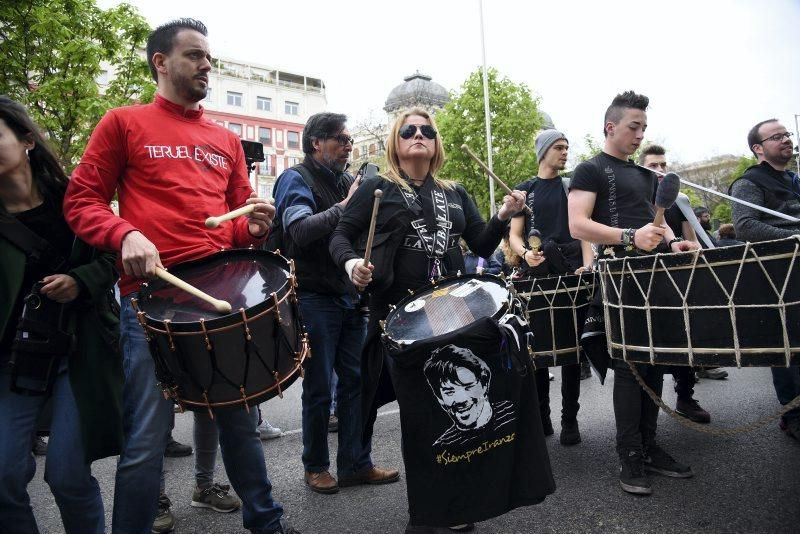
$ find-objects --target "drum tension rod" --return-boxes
[202,391,214,420]
[238,387,250,413]
[273,371,283,399]
[199,319,212,351]
[271,292,282,325]
[135,311,152,342]
[163,320,176,352]
[239,309,252,341]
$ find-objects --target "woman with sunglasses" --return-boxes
[329,107,526,531]
[0,96,122,533]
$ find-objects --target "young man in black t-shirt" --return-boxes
[568,91,699,496]
[639,145,713,425]
[508,129,593,446]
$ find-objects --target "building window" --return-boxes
[257,96,272,111]
[227,91,243,106]
[287,156,300,167]
[259,127,272,146]
[287,131,300,149]
[204,87,213,102]
[228,123,242,137]
[259,160,273,176]
[284,101,299,115]
[258,183,270,197]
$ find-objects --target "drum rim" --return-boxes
[382,272,512,345]
[133,249,296,333]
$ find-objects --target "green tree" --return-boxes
[575,133,603,162]
[713,202,732,224]
[0,0,153,170]
[436,68,542,217]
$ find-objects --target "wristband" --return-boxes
[667,237,684,249]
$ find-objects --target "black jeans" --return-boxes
[672,366,696,400]
[612,361,665,456]
[535,364,581,422]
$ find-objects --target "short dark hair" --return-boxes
[694,206,710,216]
[0,96,68,213]
[604,90,649,137]
[747,119,778,157]
[638,144,666,165]
[146,18,208,82]
[423,345,491,401]
[718,223,736,240]
[302,112,347,155]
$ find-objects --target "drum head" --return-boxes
[384,274,509,345]
[138,249,290,324]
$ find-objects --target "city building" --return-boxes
[201,57,328,196]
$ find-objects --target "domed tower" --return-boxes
[383,71,450,119]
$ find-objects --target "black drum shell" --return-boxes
[513,272,595,368]
[599,237,800,367]
[134,249,306,411]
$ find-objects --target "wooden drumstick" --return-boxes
[362,189,383,266]
[460,144,532,215]
[155,267,232,314]
[205,204,256,229]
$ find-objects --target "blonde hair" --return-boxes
[383,107,455,191]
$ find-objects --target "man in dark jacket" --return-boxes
[730,118,800,442]
[273,113,399,494]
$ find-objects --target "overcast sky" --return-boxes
[100,0,799,165]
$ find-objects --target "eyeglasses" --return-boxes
[328,134,354,146]
[399,124,437,140]
[759,131,794,144]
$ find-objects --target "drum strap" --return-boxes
[399,178,451,264]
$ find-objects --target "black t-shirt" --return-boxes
[513,177,573,244]
[570,152,657,235]
[664,204,686,238]
[1,200,73,363]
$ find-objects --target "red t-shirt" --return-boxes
[64,95,265,296]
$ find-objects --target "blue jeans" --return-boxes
[299,293,371,477]
[772,366,800,422]
[0,362,104,534]
[118,297,284,533]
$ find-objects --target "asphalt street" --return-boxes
[30,366,800,533]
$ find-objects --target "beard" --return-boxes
[700,219,712,231]
[172,72,207,103]
[322,152,347,173]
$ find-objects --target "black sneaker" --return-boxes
[273,517,301,534]
[328,414,339,433]
[619,451,652,495]
[643,444,693,478]
[560,419,582,446]
[580,360,592,380]
[675,397,710,424]
[32,436,48,456]
[151,494,175,533]
[164,437,193,457]
[541,415,554,436]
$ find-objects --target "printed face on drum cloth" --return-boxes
[543,140,569,171]
[642,153,668,180]
[753,121,794,167]
[398,115,436,164]
[436,367,491,430]
[0,118,33,180]
[312,128,352,173]
[154,29,212,103]
[605,108,647,157]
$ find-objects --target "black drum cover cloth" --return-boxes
[513,271,595,369]
[133,250,308,412]
[383,275,554,527]
[599,236,800,367]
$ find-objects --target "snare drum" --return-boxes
[513,271,596,369]
[132,249,309,413]
[599,236,800,367]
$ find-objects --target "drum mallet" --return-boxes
[460,144,532,216]
[363,189,383,266]
[205,204,256,229]
[155,267,232,314]
[653,172,681,227]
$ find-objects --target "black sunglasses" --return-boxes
[399,124,437,140]
[328,133,354,146]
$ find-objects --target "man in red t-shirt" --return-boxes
[64,18,298,534]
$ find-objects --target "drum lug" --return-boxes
[131,297,140,312]
[163,320,176,351]
[407,289,414,295]
[271,292,283,325]
[202,391,215,420]
[388,304,396,312]
[199,319,212,351]
[457,270,462,277]
[135,310,152,341]
[273,371,283,399]
[239,309,252,341]
[379,319,386,331]
[239,387,250,412]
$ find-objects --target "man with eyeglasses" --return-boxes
[271,112,399,494]
[730,119,800,442]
